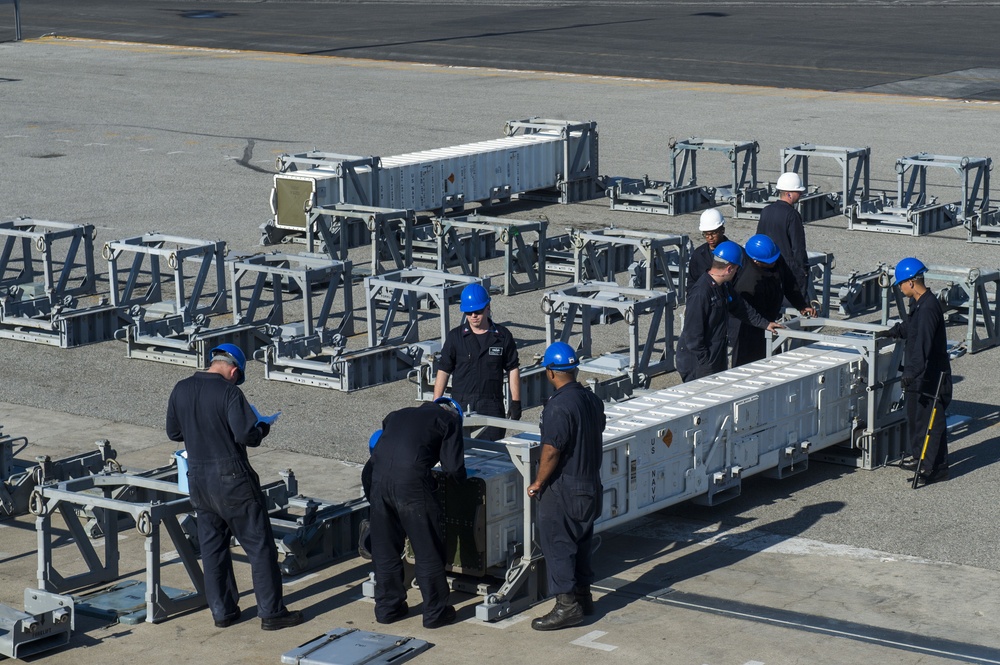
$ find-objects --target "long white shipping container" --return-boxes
[270,118,599,231]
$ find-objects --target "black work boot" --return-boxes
[531,593,583,631]
[574,586,595,616]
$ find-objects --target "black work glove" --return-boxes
[257,421,271,438]
[507,400,522,421]
[900,376,913,391]
[874,330,892,339]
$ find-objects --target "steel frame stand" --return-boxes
[412,221,498,271]
[109,235,266,367]
[573,228,690,305]
[882,264,1000,354]
[232,251,366,389]
[273,496,370,576]
[766,318,906,469]
[504,118,602,204]
[542,282,675,389]
[542,232,632,278]
[768,144,872,222]
[848,153,990,235]
[105,232,228,332]
[298,204,414,277]
[830,263,890,318]
[2,438,117,519]
[967,207,1000,244]
[0,218,120,347]
[805,250,834,318]
[32,472,205,624]
[431,213,548,296]
[365,269,486,347]
[607,137,759,216]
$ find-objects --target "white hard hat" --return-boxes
[776,172,806,192]
[698,208,725,232]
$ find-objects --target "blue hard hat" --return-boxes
[894,257,927,285]
[543,341,579,371]
[434,397,464,424]
[460,283,491,313]
[712,240,744,267]
[210,343,247,385]
[368,429,382,452]
[745,235,781,264]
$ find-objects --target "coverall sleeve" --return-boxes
[437,332,457,374]
[780,260,809,310]
[165,387,184,442]
[684,287,712,366]
[502,330,520,372]
[730,290,769,330]
[902,308,931,383]
[789,215,808,286]
[438,415,467,482]
[229,391,266,448]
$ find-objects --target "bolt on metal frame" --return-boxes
[0,218,120,347]
[430,213,549,296]
[848,153,991,235]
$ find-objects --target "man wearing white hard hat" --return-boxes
[686,208,731,297]
[756,172,809,301]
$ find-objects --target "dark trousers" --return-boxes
[730,321,768,368]
[188,456,285,621]
[905,373,952,470]
[537,476,600,596]
[369,478,451,626]
[675,349,725,383]
[456,394,505,441]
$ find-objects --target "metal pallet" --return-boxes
[541,281,675,390]
[607,137,759,216]
[848,153,990,235]
[0,218,121,347]
[430,213,548,296]
[574,228,690,304]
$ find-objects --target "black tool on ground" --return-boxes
[912,373,946,490]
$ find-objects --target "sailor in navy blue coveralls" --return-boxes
[677,269,776,382]
[434,313,520,440]
[166,349,301,630]
[882,269,952,484]
[527,347,605,631]
[368,401,466,628]
[757,193,809,300]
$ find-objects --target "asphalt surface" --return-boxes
[1,7,1000,664]
[4,0,1000,98]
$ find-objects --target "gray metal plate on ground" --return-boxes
[281,628,430,665]
[75,581,192,625]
